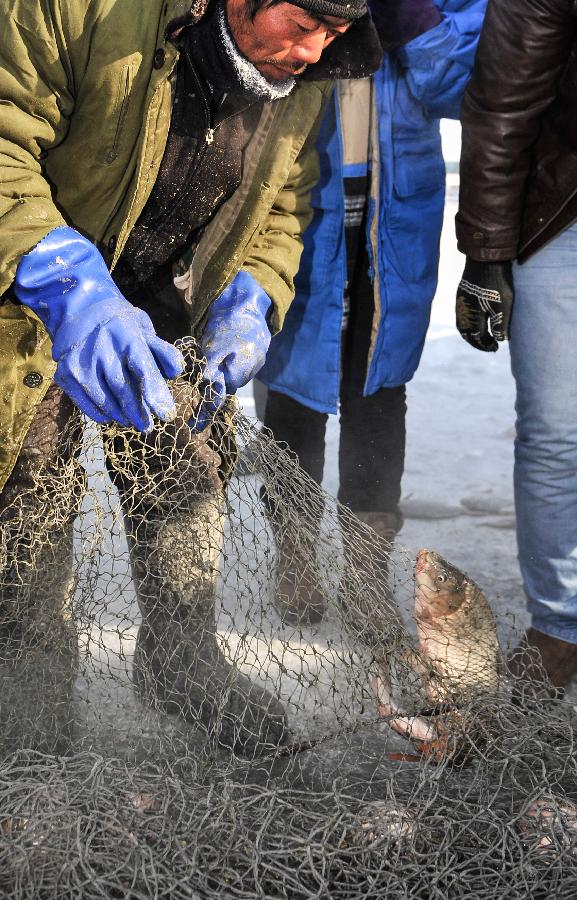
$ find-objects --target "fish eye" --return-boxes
[435,574,447,585]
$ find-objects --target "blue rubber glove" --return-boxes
[191,271,272,432]
[14,226,184,432]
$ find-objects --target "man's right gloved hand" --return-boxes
[14,226,184,431]
[456,259,515,353]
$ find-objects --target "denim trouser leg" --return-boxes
[511,221,577,643]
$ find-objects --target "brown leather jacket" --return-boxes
[456,0,577,263]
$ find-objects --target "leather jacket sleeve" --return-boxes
[456,0,576,261]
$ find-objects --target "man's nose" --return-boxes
[291,31,328,66]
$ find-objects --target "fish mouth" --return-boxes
[414,550,430,577]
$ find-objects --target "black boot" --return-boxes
[133,615,288,755]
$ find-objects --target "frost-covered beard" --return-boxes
[218,4,296,100]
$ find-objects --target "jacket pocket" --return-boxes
[386,185,445,284]
[103,63,135,165]
[393,152,446,197]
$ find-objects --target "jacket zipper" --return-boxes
[364,77,380,394]
[183,47,213,154]
[106,64,133,165]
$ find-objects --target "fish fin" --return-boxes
[381,713,438,745]
[386,752,423,763]
[371,674,395,710]
[403,648,432,683]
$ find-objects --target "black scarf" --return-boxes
[113,6,262,293]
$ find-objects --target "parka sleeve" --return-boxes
[0,0,76,296]
[395,0,487,120]
[240,114,323,334]
[455,0,575,260]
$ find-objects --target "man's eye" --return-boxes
[296,23,315,33]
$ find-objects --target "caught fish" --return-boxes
[0,816,49,849]
[129,791,162,814]
[353,800,418,851]
[373,549,500,763]
[517,793,577,860]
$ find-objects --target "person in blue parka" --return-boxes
[256,0,486,624]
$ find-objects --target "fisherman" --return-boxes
[455,0,577,691]
[0,0,381,754]
[256,0,486,624]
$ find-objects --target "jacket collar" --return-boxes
[304,13,383,81]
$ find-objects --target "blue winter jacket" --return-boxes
[258,0,486,414]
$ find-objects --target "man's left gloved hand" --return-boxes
[456,259,515,352]
[191,271,272,432]
[370,0,442,49]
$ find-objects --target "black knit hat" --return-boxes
[288,0,367,20]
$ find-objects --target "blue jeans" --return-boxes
[511,221,577,643]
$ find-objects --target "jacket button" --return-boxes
[153,48,166,69]
[23,372,43,388]
[473,231,485,243]
[107,235,117,253]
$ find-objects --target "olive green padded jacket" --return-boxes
[0,0,342,492]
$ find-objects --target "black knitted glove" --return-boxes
[456,259,514,352]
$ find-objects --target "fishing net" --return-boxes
[1,345,576,899]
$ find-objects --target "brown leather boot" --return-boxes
[337,510,401,647]
[352,511,400,545]
[261,482,328,626]
[273,530,328,626]
[508,628,577,697]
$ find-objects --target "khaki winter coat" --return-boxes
[0,0,341,492]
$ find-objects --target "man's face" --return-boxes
[226,0,351,82]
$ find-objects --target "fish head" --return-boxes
[414,549,468,621]
[413,550,499,695]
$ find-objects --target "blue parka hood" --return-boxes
[258,0,486,414]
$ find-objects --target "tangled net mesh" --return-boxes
[1,346,577,898]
